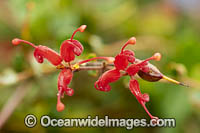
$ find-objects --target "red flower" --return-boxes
[12,38,62,66]
[129,79,158,119]
[60,25,86,62]
[57,68,74,112]
[95,69,121,92]
[12,25,88,112]
[114,37,136,70]
[94,37,137,92]
[94,37,162,119]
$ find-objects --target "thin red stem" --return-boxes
[70,25,86,41]
[141,103,155,119]
[17,39,37,48]
[70,29,80,41]
[77,57,113,65]
[120,42,130,54]
[136,56,155,66]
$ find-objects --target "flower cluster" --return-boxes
[94,37,161,119]
[12,25,88,112]
[12,25,187,119]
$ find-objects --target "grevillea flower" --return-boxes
[12,38,62,66]
[60,25,87,62]
[114,37,136,70]
[93,37,137,93]
[12,25,88,112]
[94,37,162,119]
[57,68,74,112]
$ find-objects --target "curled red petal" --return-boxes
[60,41,76,62]
[71,40,84,54]
[34,49,44,63]
[58,68,73,91]
[123,50,135,63]
[60,25,86,62]
[95,81,111,92]
[34,45,62,66]
[95,69,120,92]
[114,54,129,70]
[60,40,83,62]
[57,68,73,112]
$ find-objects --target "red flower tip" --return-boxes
[57,101,65,112]
[78,25,87,32]
[12,38,21,45]
[152,53,161,61]
[127,37,136,45]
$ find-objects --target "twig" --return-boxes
[0,82,31,129]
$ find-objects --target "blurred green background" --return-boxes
[0,0,200,132]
